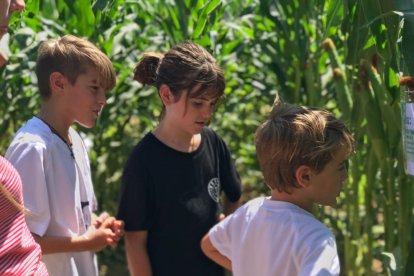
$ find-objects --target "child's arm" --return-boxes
[222,194,239,216]
[124,230,152,276]
[201,234,232,271]
[32,217,118,254]
[217,195,240,221]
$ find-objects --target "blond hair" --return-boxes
[0,182,28,214]
[255,98,354,192]
[35,35,116,99]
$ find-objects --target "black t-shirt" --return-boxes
[117,127,242,276]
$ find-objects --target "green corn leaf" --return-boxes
[167,5,181,30]
[192,9,207,38]
[206,0,221,14]
[72,0,96,36]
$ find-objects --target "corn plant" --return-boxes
[2,0,414,275]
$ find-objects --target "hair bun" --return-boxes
[133,53,163,86]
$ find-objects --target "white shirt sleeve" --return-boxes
[208,212,237,260]
[6,142,51,236]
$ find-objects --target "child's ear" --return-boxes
[50,72,66,94]
[159,84,174,105]
[295,165,313,188]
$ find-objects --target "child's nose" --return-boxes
[98,93,107,106]
[9,0,26,13]
[203,106,213,119]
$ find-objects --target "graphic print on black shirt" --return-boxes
[208,177,221,203]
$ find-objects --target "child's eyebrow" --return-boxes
[89,79,104,88]
[195,95,219,102]
[193,96,210,100]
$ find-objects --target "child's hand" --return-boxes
[111,219,125,243]
[91,212,124,247]
[84,217,117,252]
[93,211,110,228]
[218,213,225,221]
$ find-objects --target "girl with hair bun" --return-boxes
[118,41,242,276]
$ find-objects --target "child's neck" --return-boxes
[37,107,72,144]
[270,189,314,212]
[153,122,201,153]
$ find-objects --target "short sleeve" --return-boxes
[208,212,237,260]
[299,235,340,276]
[217,136,242,202]
[6,142,51,236]
[117,147,152,231]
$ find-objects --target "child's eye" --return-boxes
[90,86,99,94]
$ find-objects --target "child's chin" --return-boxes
[76,120,95,129]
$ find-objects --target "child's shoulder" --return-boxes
[251,198,332,235]
[12,117,53,146]
[244,197,266,209]
[287,207,334,247]
[6,117,53,162]
[128,132,159,158]
[201,126,218,139]
[277,202,330,233]
[201,127,229,148]
[260,200,335,249]
[233,197,266,218]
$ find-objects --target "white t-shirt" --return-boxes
[6,117,98,276]
[209,197,340,276]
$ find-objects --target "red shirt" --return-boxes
[0,155,48,275]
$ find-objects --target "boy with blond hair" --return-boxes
[202,98,354,276]
[6,35,123,276]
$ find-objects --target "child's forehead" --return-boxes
[79,66,105,84]
[75,68,98,81]
[189,86,221,101]
[78,63,115,90]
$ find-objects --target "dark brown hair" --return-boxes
[133,41,225,116]
[255,97,355,193]
[35,35,116,100]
